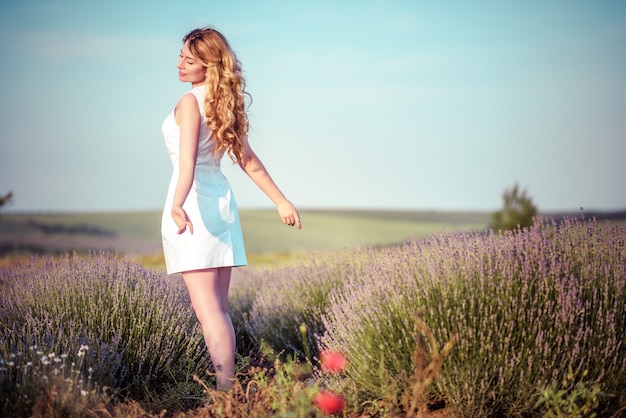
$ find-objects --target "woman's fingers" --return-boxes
[177,219,193,234]
[283,214,301,229]
[276,200,301,229]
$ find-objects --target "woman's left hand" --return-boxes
[277,199,301,229]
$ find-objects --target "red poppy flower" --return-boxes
[313,390,345,415]
[319,350,347,373]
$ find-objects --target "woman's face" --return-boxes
[177,40,206,87]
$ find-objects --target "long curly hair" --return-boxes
[183,28,250,163]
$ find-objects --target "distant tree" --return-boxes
[490,183,538,232]
[0,191,13,214]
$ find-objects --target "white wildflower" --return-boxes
[77,345,89,357]
[80,390,88,397]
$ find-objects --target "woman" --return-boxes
[161,27,301,390]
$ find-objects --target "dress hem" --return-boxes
[165,262,248,275]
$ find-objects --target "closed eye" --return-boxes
[179,52,196,64]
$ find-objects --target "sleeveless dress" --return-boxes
[161,85,247,274]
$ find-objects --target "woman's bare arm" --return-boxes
[171,93,201,234]
[238,140,301,229]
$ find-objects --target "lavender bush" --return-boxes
[237,250,376,359]
[233,216,625,416]
[0,253,210,406]
[318,216,626,416]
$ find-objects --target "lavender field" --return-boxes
[1,215,625,417]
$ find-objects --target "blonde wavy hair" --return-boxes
[183,28,250,163]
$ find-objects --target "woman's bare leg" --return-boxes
[182,267,235,390]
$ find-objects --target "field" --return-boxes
[0,209,493,265]
[1,209,625,417]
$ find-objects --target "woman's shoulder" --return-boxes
[186,86,207,115]
[173,92,202,119]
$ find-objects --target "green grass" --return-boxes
[0,211,162,241]
[239,209,490,253]
[0,209,490,261]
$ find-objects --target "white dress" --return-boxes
[161,85,247,274]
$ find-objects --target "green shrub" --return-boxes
[536,367,609,418]
[490,182,538,231]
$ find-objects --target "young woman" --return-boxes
[161,27,301,390]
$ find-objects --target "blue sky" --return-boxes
[1,0,625,213]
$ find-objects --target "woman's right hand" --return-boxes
[171,206,194,234]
